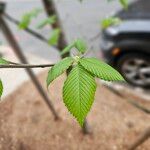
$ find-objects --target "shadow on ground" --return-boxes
[0,71,149,150]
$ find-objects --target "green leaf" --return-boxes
[0,58,9,64]
[60,43,75,55]
[48,29,61,45]
[63,64,96,126]
[75,39,87,53]
[19,8,42,29]
[101,17,121,29]
[107,0,128,9]
[0,79,3,98]
[19,14,31,29]
[47,57,74,87]
[37,15,57,29]
[119,0,128,9]
[79,58,124,81]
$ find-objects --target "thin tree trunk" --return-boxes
[42,0,68,58]
[42,0,92,134]
[0,13,59,120]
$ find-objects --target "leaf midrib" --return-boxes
[77,65,82,122]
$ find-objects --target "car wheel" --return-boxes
[117,53,150,88]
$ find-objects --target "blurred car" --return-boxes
[101,20,150,88]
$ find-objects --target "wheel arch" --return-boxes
[114,49,150,67]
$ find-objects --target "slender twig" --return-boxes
[4,13,57,50]
[89,32,101,42]
[81,50,91,57]
[103,83,150,114]
[0,63,55,68]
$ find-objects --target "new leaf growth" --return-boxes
[47,39,124,126]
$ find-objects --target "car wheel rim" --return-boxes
[122,58,150,86]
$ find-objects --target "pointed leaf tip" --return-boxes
[0,58,9,65]
[75,39,87,53]
[79,58,125,82]
[63,64,96,126]
[60,43,75,56]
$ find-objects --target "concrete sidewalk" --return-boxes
[0,0,122,98]
[0,45,53,98]
[1,0,123,60]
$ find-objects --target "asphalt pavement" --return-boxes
[0,0,123,61]
[0,0,132,97]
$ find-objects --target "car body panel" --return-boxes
[101,20,150,66]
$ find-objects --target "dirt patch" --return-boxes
[0,71,149,150]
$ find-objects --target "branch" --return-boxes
[103,83,150,114]
[89,32,101,42]
[128,127,150,150]
[0,63,55,68]
[4,13,57,50]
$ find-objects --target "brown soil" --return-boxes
[0,71,149,150]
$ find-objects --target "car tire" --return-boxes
[117,53,150,88]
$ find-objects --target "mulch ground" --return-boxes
[0,71,149,150]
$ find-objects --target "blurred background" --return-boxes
[0,0,149,150]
